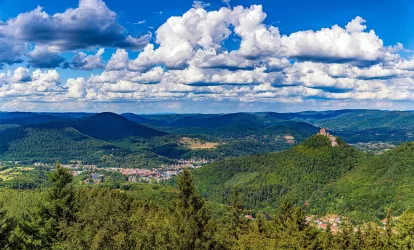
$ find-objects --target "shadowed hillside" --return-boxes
[71,112,167,140]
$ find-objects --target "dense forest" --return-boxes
[2,165,414,249]
[193,135,414,221]
[193,135,362,215]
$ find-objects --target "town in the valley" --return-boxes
[31,158,211,183]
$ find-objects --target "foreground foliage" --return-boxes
[0,166,414,249]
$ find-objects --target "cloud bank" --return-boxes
[0,1,413,112]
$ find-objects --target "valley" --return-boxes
[1,109,414,220]
[2,109,414,248]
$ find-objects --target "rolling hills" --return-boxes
[2,109,414,170]
[326,141,414,219]
[192,132,414,220]
[0,124,115,163]
[193,135,361,214]
[0,113,169,166]
[0,111,324,165]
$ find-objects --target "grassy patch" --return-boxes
[179,137,220,150]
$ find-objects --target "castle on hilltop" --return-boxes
[318,128,338,147]
[318,128,329,136]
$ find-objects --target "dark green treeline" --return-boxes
[1,166,414,249]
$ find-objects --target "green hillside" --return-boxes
[327,141,414,220]
[193,133,414,220]
[304,110,414,131]
[0,122,169,167]
[0,124,114,163]
[193,135,361,214]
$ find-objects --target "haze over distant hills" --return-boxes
[0,109,413,163]
[0,109,413,168]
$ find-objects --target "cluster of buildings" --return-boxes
[306,214,343,234]
[61,160,97,170]
[1,161,21,166]
[104,167,173,182]
[46,158,211,183]
[352,142,396,154]
[101,158,210,182]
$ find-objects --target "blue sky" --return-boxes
[0,0,413,113]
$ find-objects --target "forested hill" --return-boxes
[70,112,167,140]
[193,135,362,215]
[327,141,414,220]
[0,113,169,165]
[0,124,116,163]
[194,134,414,220]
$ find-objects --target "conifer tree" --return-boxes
[18,161,77,249]
[319,223,333,250]
[173,168,214,250]
[350,226,364,250]
[7,210,46,249]
[229,190,245,241]
[362,222,382,249]
[335,224,352,249]
[0,203,11,249]
[384,208,394,249]
[395,208,414,249]
[43,162,75,243]
[273,201,318,249]
[256,213,269,236]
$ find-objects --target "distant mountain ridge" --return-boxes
[0,112,168,164]
[71,112,167,140]
[1,109,414,169]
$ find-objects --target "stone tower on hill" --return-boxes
[318,128,338,147]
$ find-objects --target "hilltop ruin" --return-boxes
[318,128,338,147]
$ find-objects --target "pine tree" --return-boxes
[395,208,414,249]
[256,213,269,236]
[273,201,319,249]
[384,208,394,249]
[350,226,364,250]
[173,169,214,250]
[319,223,333,250]
[0,203,11,249]
[7,210,46,249]
[362,222,382,249]
[229,190,245,241]
[18,162,77,249]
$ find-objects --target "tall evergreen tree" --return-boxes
[229,190,245,241]
[173,168,214,250]
[319,223,332,250]
[395,208,414,249]
[15,161,77,249]
[0,203,11,249]
[384,208,394,249]
[43,162,75,244]
[362,222,383,249]
[273,201,319,249]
